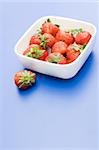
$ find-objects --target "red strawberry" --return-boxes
[45,52,67,64]
[75,31,91,44]
[66,44,81,63]
[52,41,67,54]
[66,43,87,53]
[29,34,41,45]
[40,33,56,48]
[66,49,80,63]
[23,44,48,61]
[41,18,59,36]
[14,70,36,90]
[55,30,74,45]
[23,44,42,55]
[38,50,48,60]
[29,33,56,48]
[66,43,82,51]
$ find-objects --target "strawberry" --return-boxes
[40,33,56,48]
[14,70,36,90]
[23,44,43,55]
[29,34,41,45]
[23,44,48,61]
[68,28,83,38]
[66,49,80,63]
[41,18,59,36]
[75,31,91,44]
[66,43,81,63]
[29,33,55,48]
[52,41,67,54]
[55,30,74,45]
[66,43,86,53]
[45,52,67,64]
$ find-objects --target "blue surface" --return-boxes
[0,2,98,150]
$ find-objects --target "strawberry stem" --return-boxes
[40,35,49,49]
[26,46,45,59]
[47,18,51,22]
[18,70,35,88]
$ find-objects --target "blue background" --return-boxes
[0,2,98,150]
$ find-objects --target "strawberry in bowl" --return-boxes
[45,52,67,64]
[65,43,87,63]
[41,18,59,36]
[23,44,48,61]
[55,30,74,45]
[75,31,92,45]
[29,34,41,45]
[52,41,67,54]
[29,33,56,48]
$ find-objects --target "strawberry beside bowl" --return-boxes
[14,16,96,79]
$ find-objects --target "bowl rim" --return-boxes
[14,15,97,67]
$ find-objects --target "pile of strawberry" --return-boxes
[23,18,91,64]
[14,18,92,90]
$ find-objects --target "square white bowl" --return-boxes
[15,16,96,79]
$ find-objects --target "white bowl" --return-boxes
[15,16,96,79]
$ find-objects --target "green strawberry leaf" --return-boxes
[48,53,61,63]
[30,46,39,52]
[80,43,87,52]
[40,35,46,41]
[26,46,45,59]
[55,24,60,27]
[47,18,51,22]
[18,70,36,88]
[36,28,42,34]
[26,52,33,57]
[53,57,60,63]
[73,43,86,53]
[68,28,83,37]
[73,43,80,51]
[40,35,49,48]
